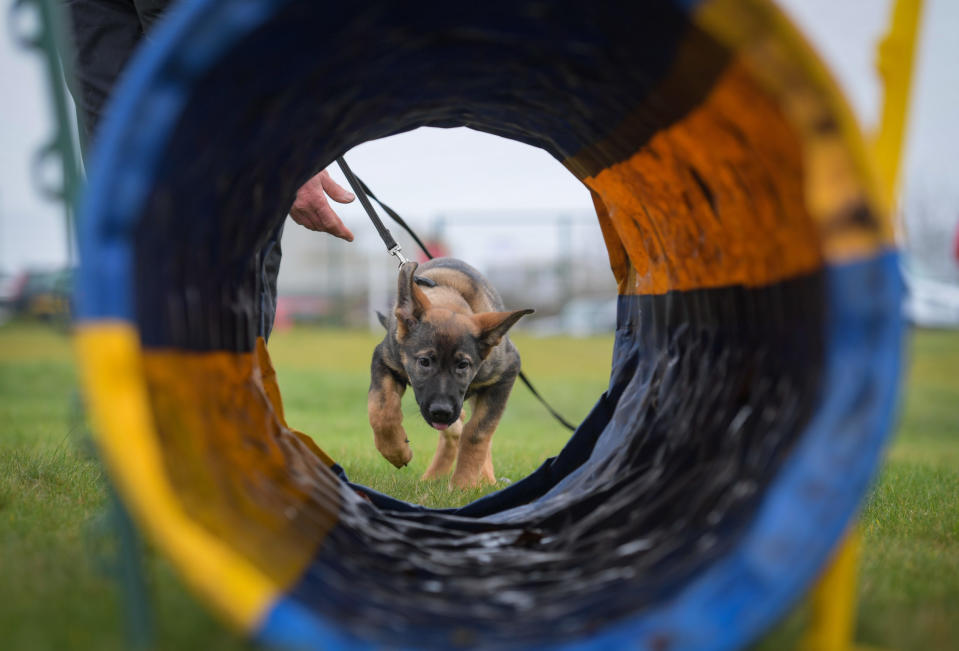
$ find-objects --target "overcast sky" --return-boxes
[1,0,955,272]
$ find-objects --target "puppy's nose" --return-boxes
[429,405,453,424]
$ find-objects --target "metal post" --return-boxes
[9,0,85,266]
[18,0,155,646]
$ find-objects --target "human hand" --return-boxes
[289,169,355,241]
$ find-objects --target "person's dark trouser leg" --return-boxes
[64,0,284,343]
[259,221,285,341]
[130,0,169,31]
[62,0,143,142]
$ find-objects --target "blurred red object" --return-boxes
[953,218,959,265]
[273,297,294,332]
[417,238,450,262]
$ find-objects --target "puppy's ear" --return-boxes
[394,261,431,340]
[473,308,534,358]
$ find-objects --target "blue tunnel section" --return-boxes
[263,261,901,650]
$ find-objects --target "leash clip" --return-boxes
[389,245,411,266]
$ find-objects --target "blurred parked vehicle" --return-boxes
[4,268,74,322]
[530,297,618,337]
[0,272,17,324]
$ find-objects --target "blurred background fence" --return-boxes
[275,209,618,335]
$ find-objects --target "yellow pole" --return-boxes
[801,528,863,651]
[804,4,923,647]
[872,0,924,212]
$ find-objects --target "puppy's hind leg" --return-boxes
[482,446,495,485]
[421,409,465,480]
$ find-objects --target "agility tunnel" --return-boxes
[74,0,916,648]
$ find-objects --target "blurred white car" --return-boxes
[903,272,959,328]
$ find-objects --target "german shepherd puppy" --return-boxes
[369,258,533,488]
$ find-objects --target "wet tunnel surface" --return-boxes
[291,274,826,647]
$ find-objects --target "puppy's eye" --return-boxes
[418,357,431,368]
[456,360,470,371]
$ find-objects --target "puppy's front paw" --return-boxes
[375,436,413,468]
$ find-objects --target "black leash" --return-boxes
[335,156,577,432]
[336,156,412,265]
[515,374,578,431]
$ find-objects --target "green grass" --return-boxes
[267,328,612,507]
[855,330,959,650]
[0,322,957,649]
[0,323,251,651]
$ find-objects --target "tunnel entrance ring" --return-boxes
[76,1,905,649]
